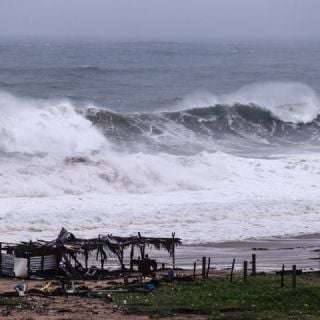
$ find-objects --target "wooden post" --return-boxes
[292,265,296,289]
[99,235,105,271]
[193,261,197,278]
[206,257,211,278]
[202,257,206,278]
[138,232,145,259]
[41,250,44,272]
[56,251,60,271]
[0,242,2,274]
[243,260,248,282]
[230,258,236,283]
[120,247,124,267]
[97,235,100,261]
[281,264,285,287]
[252,254,256,276]
[130,244,134,271]
[27,256,31,279]
[172,232,176,269]
[85,251,88,270]
[27,241,31,278]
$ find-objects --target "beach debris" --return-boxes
[145,283,156,291]
[0,307,11,316]
[14,280,26,296]
[167,270,174,281]
[40,281,53,293]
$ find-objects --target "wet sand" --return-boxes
[177,235,320,271]
[120,234,320,272]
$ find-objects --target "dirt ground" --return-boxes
[0,278,207,320]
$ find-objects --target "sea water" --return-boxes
[1,39,320,243]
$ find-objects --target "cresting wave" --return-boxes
[1,82,320,155]
[86,82,320,154]
[1,82,320,198]
[179,82,320,124]
[87,102,320,155]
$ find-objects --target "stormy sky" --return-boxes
[0,0,319,40]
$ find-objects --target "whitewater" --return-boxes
[1,40,320,244]
[1,79,320,244]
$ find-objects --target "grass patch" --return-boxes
[112,274,320,319]
[0,297,29,306]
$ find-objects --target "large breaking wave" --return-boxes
[0,91,107,154]
[86,82,320,155]
[1,82,320,155]
[1,82,320,197]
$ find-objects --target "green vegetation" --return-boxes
[113,274,320,319]
[0,297,29,306]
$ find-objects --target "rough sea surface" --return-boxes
[1,39,320,243]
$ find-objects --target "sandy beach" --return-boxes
[1,235,320,319]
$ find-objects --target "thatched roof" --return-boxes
[1,228,182,258]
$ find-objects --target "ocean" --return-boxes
[1,39,320,243]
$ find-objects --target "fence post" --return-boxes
[252,254,256,276]
[206,257,211,278]
[292,265,296,289]
[243,260,248,282]
[193,261,197,278]
[281,264,285,287]
[230,258,236,282]
[202,257,206,279]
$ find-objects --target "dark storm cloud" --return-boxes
[0,0,319,40]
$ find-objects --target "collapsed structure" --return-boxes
[0,228,181,279]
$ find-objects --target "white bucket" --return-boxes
[18,291,25,296]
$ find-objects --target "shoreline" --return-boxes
[84,233,320,272]
[2,231,320,272]
[141,234,320,271]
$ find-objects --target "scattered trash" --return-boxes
[146,283,156,291]
[40,281,53,293]
[14,280,26,296]
[167,270,174,281]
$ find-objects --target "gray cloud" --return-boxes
[0,0,319,40]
